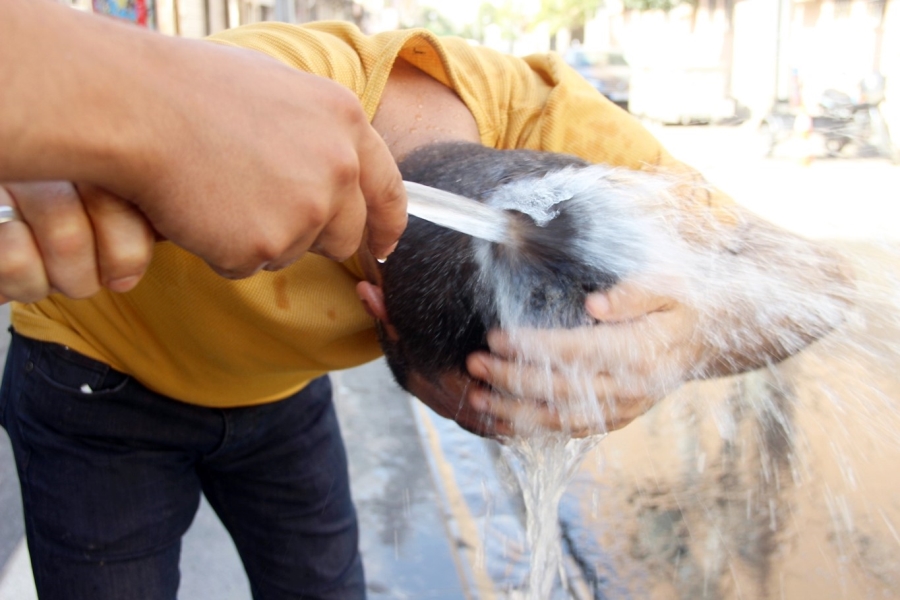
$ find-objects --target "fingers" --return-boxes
[307,123,406,264]
[231,125,403,271]
[446,399,516,439]
[586,280,675,323]
[466,354,660,436]
[302,184,367,264]
[468,350,656,404]
[322,129,407,262]
[468,386,656,437]
[6,181,100,300]
[466,349,666,437]
[113,53,409,276]
[0,182,156,305]
[466,279,699,437]
[485,326,626,373]
[0,187,50,303]
[77,184,155,293]
[357,128,407,260]
[486,303,694,376]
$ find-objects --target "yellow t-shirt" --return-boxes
[11,22,731,407]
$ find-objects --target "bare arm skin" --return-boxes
[371,58,481,160]
[0,46,473,303]
[0,0,406,281]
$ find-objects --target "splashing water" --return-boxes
[499,434,603,599]
[404,180,516,244]
[465,164,882,598]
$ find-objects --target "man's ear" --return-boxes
[356,281,388,321]
[356,281,401,341]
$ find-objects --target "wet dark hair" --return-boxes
[378,142,619,390]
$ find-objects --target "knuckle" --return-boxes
[379,171,406,206]
[0,272,48,304]
[249,233,288,265]
[365,173,406,226]
[41,219,91,258]
[331,89,367,125]
[331,156,361,189]
[0,246,37,282]
[16,289,49,304]
[102,242,153,278]
[6,181,71,210]
[303,202,330,232]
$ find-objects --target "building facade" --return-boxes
[58,0,403,37]
[583,0,897,128]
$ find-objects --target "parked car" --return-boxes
[564,48,631,111]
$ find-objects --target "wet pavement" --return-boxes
[331,362,468,599]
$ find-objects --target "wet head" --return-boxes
[375,142,627,399]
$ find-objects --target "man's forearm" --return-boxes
[1,4,410,279]
[0,0,170,185]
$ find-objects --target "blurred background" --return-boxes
[58,0,900,154]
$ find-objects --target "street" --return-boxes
[0,123,898,599]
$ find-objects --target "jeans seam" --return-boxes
[8,339,34,475]
[201,410,233,462]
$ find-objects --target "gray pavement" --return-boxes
[331,362,469,599]
[647,121,900,241]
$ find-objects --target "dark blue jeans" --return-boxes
[0,331,364,600]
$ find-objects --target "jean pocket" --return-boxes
[29,342,130,397]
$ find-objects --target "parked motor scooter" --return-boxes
[759,73,898,163]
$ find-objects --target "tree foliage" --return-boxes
[478,0,531,41]
[621,0,688,11]
[416,6,479,39]
[539,0,605,33]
